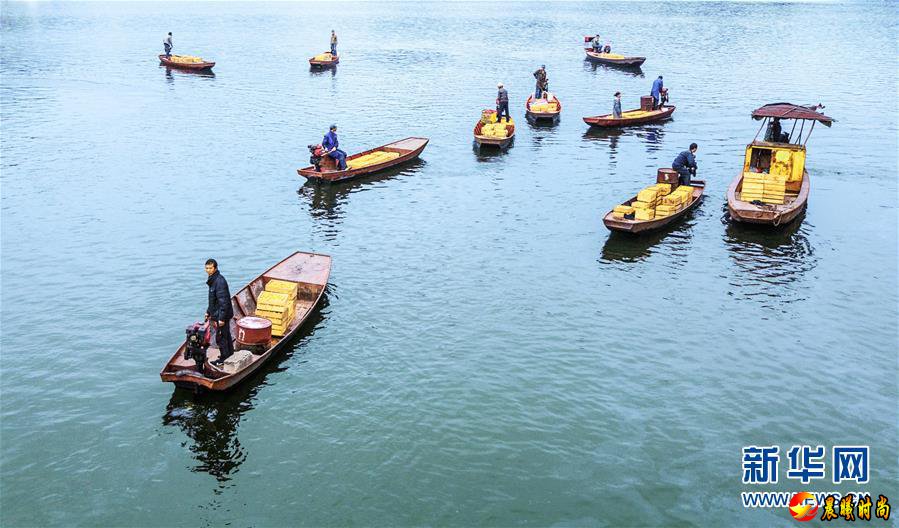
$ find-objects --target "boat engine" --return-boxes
[183,322,211,374]
[308,144,324,172]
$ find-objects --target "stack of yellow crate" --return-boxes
[255,280,297,337]
[631,187,659,221]
[656,185,693,217]
[479,121,511,138]
[612,204,635,219]
[313,53,333,61]
[481,109,497,124]
[742,173,785,204]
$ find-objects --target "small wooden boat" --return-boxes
[158,54,215,71]
[727,103,833,227]
[160,251,331,392]
[309,52,339,68]
[604,180,705,234]
[525,94,561,123]
[584,106,675,128]
[474,118,515,149]
[584,49,646,67]
[298,137,428,183]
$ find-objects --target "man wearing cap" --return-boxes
[651,75,664,110]
[613,91,622,118]
[533,65,548,99]
[163,32,173,58]
[322,124,347,170]
[496,83,510,123]
[330,30,338,56]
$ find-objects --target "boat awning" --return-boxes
[751,103,834,126]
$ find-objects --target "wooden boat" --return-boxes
[158,54,215,71]
[309,52,339,68]
[584,49,646,67]
[727,103,833,226]
[298,137,429,183]
[604,181,705,234]
[584,106,675,128]
[474,118,515,149]
[525,94,561,123]
[160,251,331,391]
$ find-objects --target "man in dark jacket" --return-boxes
[496,83,510,123]
[205,258,234,366]
[672,143,698,185]
[533,66,548,99]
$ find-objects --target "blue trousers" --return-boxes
[535,85,543,99]
[164,43,172,57]
[330,43,337,55]
[496,102,510,122]
[329,149,347,169]
[675,167,692,186]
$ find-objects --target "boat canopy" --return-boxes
[751,103,834,126]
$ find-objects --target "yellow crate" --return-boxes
[637,188,659,203]
[258,290,289,306]
[631,200,653,210]
[653,183,672,196]
[265,279,298,297]
[635,208,655,221]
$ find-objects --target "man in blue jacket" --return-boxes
[322,124,347,170]
[651,75,664,110]
[205,258,234,366]
[672,143,698,185]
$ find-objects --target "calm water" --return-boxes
[1,1,897,526]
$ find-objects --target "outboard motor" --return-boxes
[183,322,211,374]
[308,144,324,172]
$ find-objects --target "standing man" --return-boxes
[322,124,347,170]
[613,91,622,118]
[496,83,510,123]
[672,143,698,185]
[533,65,548,99]
[651,75,664,110]
[164,32,173,58]
[330,30,338,56]
[205,259,234,367]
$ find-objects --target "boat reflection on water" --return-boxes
[161,296,329,483]
[473,140,513,160]
[162,66,216,80]
[582,59,645,78]
[600,218,699,263]
[309,65,337,77]
[583,127,625,163]
[297,160,425,235]
[633,125,666,152]
[722,206,816,304]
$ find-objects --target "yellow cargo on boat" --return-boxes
[637,188,659,202]
[265,279,298,298]
[631,200,653,210]
[635,208,655,221]
[258,290,289,306]
[653,183,672,196]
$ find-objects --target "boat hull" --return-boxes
[604,181,705,234]
[525,95,561,123]
[727,171,809,226]
[298,137,428,183]
[309,53,339,67]
[584,106,675,128]
[584,49,646,67]
[158,55,215,71]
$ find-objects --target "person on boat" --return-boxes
[613,91,622,118]
[205,258,234,367]
[496,83,510,123]
[765,118,790,143]
[163,32,173,58]
[330,30,338,56]
[651,76,664,110]
[533,65,548,99]
[591,34,603,52]
[322,124,347,170]
[672,143,698,185]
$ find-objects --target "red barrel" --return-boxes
[236,317,272,345]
